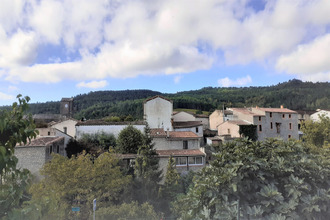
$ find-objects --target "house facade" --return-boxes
[310,109,330,122]
[150,128,205,176]
[144,96,173,131]
[15,136,65,178]
[50,118,78,138]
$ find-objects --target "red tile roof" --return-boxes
[156,149,205,157]
[257,108,297,113]
[150,129,199,139]
[230,108,262,116]
[226,120,252,126]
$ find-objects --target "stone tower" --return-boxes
[60,98,73,117]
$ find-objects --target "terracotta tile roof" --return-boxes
[49,118,78,126]
[156,149,205,157]
[257,108,297,114]
[19,136,64,147]
[150,129,199,139]
[144,95,173,103]
[226,120,252,126]
[230,108,262,116]
[172,121,202,128]
[76,120,145,126]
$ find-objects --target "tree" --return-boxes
[158,155,181,217]
[0,95,38,218]
[116,125,143,154]
[18,152,132,220]
[301,114,330,148]
[133,124,162,208]
[96,201,159,220]
[173,138,330,219]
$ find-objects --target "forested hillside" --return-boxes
[3,79,328,120]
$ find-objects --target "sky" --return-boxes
[0,0,330,105]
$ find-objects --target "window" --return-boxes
[289,114,291,118]
[183,140,188,149]
[282,114,285,118]
[227,129,231,134]
[196,127,199,133]
[289,123,292,130]
[48,131,50,135]
[258,116,261,121]
[276,123,281,134]
[176,157,187,166]
[288,135,291,139]
[270,112,272,118]
[63,127,67,134]
[270,122,273,129]
[259,125,262,132]
[57,145,59,153]
[188,157,203,165]
[49,145,53,154]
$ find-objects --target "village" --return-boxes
[14,95,330,180]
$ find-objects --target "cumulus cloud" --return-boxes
[276,34,330,81]
[0,0,330,83]
[76,80,108,89]
[218,75,252,87]
[0,92,14,100]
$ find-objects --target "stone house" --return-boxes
[217,120,252,138]
[15,136,65,178]
[209,110,234,130]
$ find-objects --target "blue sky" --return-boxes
[0,0,329,105]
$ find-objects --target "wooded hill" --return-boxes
[11,79,330,120]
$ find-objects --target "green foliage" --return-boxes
[104,116,121,122]
[173,138,330,219]
[96,201,159,220]
[17,153,132,220]
[239,124,257,141]
[5,80,329,120]
[0,95,38,219]
[133,124,162,209]
[80,132,116,150]
[158,155,181,217]
[116,125,144,154]
[301,114,330,148]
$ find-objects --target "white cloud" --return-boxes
[276,34,330,81]
[218,75,252,87]
[0,0,330,83]
[8,85,18,91]
[0,92,14,100]
[76,80,108,89]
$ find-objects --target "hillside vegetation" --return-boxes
[6,79,329,120]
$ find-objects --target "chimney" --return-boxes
[166,128,170,138]
[256,106,258,109]
[280,105,284,109]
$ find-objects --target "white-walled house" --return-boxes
[310,109,330,122]
[50,118,78,138]
[144,96,173,131]
[173,111,209,129]
[75,120,145,139]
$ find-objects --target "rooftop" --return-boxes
[76,120,145,126]
[156,149,205,157]
[150,128,199,139]
[172,121,202,128]
[18,136,64,147]
[144,95,173,103]
[226,120,252,126]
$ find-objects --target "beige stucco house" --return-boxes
[50,118,78,138]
